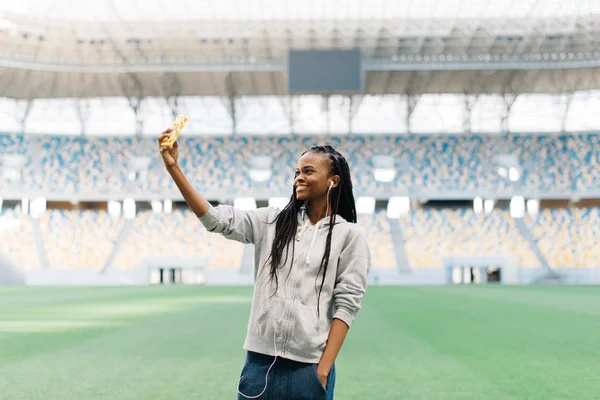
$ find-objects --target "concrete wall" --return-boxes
[23,267,253,286]
[0,253,26,285]
[555,268,600,284]
[25,268,147,286]
[368,268,446,285]
[20,267,600,286]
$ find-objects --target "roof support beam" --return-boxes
[277,96,295,135]
[76,99,90,136]
[4,58,600,73]
[501,93,517,134]
[561,92,574,133]
[225,73,238,135]
[463,94,478,134]
[165,96,179,119]
[405,94,420,135]
[15,99,33,135]
[347,95,363,135]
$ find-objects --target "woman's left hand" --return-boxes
[317,365,329,390]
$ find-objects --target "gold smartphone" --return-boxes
[161,115,188,147]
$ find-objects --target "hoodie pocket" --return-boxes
[252,298,285,337]
[290,303,327,349]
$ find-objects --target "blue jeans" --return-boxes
[237,351,336,400]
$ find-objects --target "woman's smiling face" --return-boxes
[294,151,334,201]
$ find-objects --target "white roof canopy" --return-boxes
[0,0,598,98]
[2,0,598,22]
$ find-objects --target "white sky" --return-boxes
[1,92,599,136]
[0,0,597,22]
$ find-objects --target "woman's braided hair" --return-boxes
[262,145,357,315]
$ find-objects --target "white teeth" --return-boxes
[297,185,307,190]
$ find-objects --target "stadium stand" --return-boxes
[0,133,28,157]
[508,134,600,193]
[0,134,35,190]
[1,133,599,272]
[0,206,398,271]
[525,208,600,268]
[0,208,39,269]
[38,210,124,269]
[399,208,540,269]
[3,202,600,272]
[2,133,599,196]
[358,211,396,269]
[113,209,397,270]
[112,209,244,270]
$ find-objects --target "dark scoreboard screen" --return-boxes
[287,49,363,94]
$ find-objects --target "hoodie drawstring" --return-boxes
[297,196,331,265]
[305,219,323,265]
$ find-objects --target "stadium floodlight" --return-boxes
[163,199,172,214]
[473,197,483,214]
[108,201,121,218]
[387,196,410,218]
[497,168,508,178]
[29,197,46,219]
[527,199,539,217]
[484,199,494,214]
[21,197,29,215]
[509,167,520,182]
[151,200,163,214]
[510,196,525,218]
[234,197,257,211]
[123,198,136,220]
[356,197,375,215]
[268,197,289,210]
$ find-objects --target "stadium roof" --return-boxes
[0,0,599,99]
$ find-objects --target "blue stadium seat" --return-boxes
[3,133,598,195]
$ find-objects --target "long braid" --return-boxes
[261,193,303,296]
[264,145,357,309]
[313,147,356,316]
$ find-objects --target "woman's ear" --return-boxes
[331,176,340,188]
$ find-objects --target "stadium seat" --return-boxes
[399,208,540,269]
[525,208,600,268]
[2,133,597,195]
[358,211,396,269]
[39,210,124,269]
[0,208,39,269]
[113,209,244,270]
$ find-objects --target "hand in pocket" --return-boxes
[315,364,328,391]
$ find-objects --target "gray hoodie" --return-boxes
[198,203,370,364]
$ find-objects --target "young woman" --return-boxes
[158,129,370,400]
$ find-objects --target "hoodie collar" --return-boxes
[296,203,347,265]
[298,202,347,227]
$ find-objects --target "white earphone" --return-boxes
[329,181,334,188]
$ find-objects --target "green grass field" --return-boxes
[1,285,599,399]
